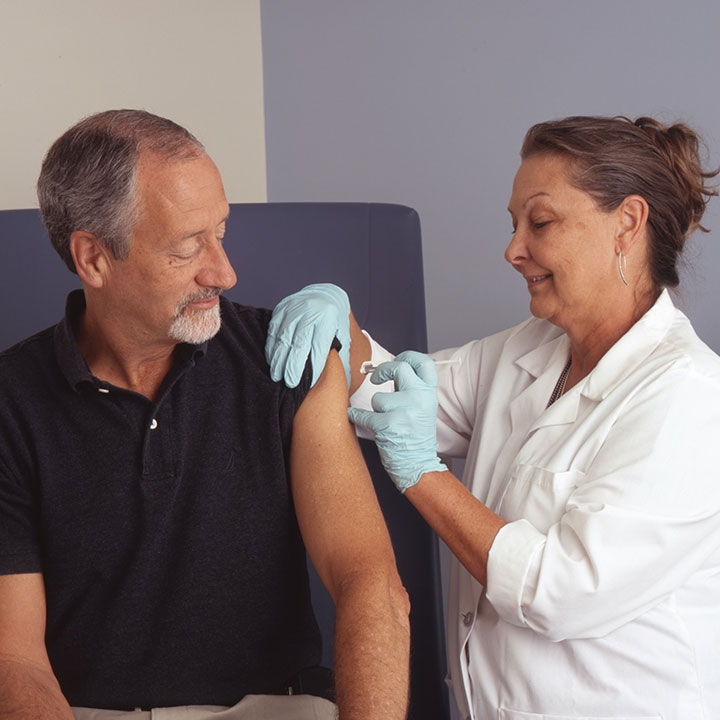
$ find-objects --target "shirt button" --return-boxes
[98,387,110,394]
[462,611,474,627]
[150,418,158,430]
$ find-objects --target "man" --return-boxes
[0,110,410,719]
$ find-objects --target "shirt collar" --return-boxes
[53,289,209,391]
[53,290,93,389]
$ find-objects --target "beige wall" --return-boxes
[0,0,266,209]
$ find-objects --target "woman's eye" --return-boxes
[533,221,550,230]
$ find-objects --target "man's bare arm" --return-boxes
[290,351,410,720]
[0,573,74,719]
[347,311,371,395]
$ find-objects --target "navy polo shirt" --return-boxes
[0,291,322,709]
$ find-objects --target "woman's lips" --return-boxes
[526,273,552,287]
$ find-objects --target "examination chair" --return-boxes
[0,203,451,720]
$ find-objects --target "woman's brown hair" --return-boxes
[521,115,718,291]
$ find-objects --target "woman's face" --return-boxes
[505,153,623,337]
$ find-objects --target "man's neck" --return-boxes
[75,306,176,400]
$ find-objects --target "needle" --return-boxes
[360,359,458,375]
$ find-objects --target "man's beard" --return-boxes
[168,288,222,344]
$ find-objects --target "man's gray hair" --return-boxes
[37,109,205,273]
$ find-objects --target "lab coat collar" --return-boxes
[511,290,676,432]
[515,330,570,380]
[582,289,675,401]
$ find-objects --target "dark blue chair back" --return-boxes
[0,203,450,720]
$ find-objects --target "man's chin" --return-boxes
[168,305,222,344]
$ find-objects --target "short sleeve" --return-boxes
[0,458,43,575]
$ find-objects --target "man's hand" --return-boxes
[348,350,447,493]
[266,283,351,388]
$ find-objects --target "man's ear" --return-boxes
[616,194,649,256]
[70,232,111,288]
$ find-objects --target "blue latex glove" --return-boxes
[265,283,351,388]
[348,350,448,493]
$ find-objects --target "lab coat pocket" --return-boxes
[497,464,584,533]
[498,708,660,720]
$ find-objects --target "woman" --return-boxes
[266,116,720,719]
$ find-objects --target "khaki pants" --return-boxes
[72,694,338,720]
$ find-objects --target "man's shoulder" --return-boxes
[212,298,272,366]
[0,325,57,380]
[219,298,272,341]
[0,325,62,443]
[1,323,55,353]
[212,297,312,405]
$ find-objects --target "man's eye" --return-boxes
[533,221,550,230]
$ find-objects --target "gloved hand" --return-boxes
[265,283,351,388]
[348,350,447,493]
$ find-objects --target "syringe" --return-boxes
[360,359,458,375]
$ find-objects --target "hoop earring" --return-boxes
[618,251,629,286]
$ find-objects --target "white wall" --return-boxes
[0,0,266,209]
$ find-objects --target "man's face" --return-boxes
[104,151,237,348]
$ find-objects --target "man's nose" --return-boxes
[198,239,237,290]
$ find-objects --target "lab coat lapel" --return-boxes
[509,333,575,434]
[530,383,581,430]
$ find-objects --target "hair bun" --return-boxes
[634,116,718,236]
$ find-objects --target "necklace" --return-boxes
[547,357,572,408]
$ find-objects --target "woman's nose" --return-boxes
[504,229,529,268]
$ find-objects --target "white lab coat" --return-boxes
[352,290,720,720]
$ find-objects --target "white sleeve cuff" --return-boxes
[485,519,545,627]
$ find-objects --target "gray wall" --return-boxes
[260,0,720,354]
[260,9,720,716]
